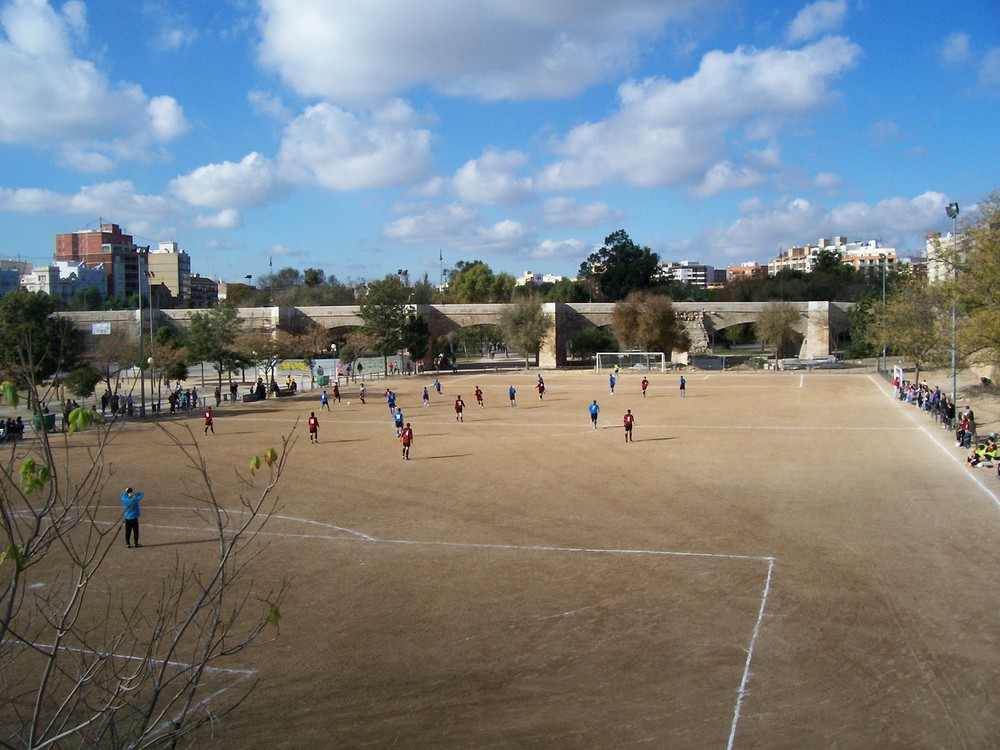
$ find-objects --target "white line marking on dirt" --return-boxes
[727,557,775,750]
[70,503,778,746]
[870,374,1000,509]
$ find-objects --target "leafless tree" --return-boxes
[1,375,290,749]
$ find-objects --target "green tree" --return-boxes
[946,190,1000,377]
[568,327,618,361]
[545,278,590,303]
[0,289,80,385]
[358,275,409,371]
[186,301,245,387]
[579,230,660,301]
[401,312,431,363]
[843,296,878,359]
[611,292,689,353]
[236,331,296,388]
[62,365,102,398]
[303,268,326,287]
[449,261,508,303]
[66,286,105,311]
[755,301,802,367]
[498,297,549,369]
[868,276,947,383]
[411,273,435,304]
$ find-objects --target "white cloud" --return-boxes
[276,101,434,190]
[541,197,620,227]
[979,48,1000,90]
[539,36,860,190]
[147,95,190,142]
[0,179,177,220]
[813,171,841,190]
[170,152,286,209]
[247,89,292,122]
[692,191,951,261]
[195,209,243,230]
[256,0,715,105]
[692,160,765,197]
[940,32,970,64]
[531,237,590,261]
[453,150,533,205]
[786,0,848,44]
[382,203,533,256]
[0,0,189,165]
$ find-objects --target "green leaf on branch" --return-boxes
[20,458,51,494]
[267,604,281,630]
[0,381,18,408]
[0,544,29,569]
[263,448,277,467]
[249,455,261,476]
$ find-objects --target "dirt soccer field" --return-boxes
[36,369,1000,748]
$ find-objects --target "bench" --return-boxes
[242,393,264,403]
[275,388,295,397]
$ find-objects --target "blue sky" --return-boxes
[1,0,998,286]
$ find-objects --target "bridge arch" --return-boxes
[59,301,851,368]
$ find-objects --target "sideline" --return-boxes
[869,374,1000,509]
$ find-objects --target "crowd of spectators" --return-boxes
[894,375,1000,477]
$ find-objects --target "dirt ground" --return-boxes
[9,367,1000,748]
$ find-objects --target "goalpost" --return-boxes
[595,352,669,372]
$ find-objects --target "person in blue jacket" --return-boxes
[589,400,600,429]
[122,486,144,548]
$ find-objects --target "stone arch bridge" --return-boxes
[63,301,851,368]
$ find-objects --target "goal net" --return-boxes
[595,352,668,372]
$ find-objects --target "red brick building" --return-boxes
[55,223,146,299]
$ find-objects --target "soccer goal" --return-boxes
[595,352,669,372]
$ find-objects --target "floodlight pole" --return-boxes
[946,202,959,408]
[878,253,886,374]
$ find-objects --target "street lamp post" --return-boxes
[146,270,156,414]
[137,248,148,417]
[878,253,886,373]
[946,202,960,409]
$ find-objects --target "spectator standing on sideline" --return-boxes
[401,422,413,460]
[122,487,144,548]
[455,395,466,422]
[308,411,319,443]
[204,406,214,435]
[623,409,635,443]
[641,377,649,398]
[679,376,686,397]
[589,400,600,429]
[508,385,517,407]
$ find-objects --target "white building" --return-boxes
[768,237,897,275]
[657,260,716,288]
[516,270,566,286]
[20,261,107,301]
[926,232,960,284]
[147,241,192,306]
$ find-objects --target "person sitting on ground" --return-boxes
[968,435,998,468]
